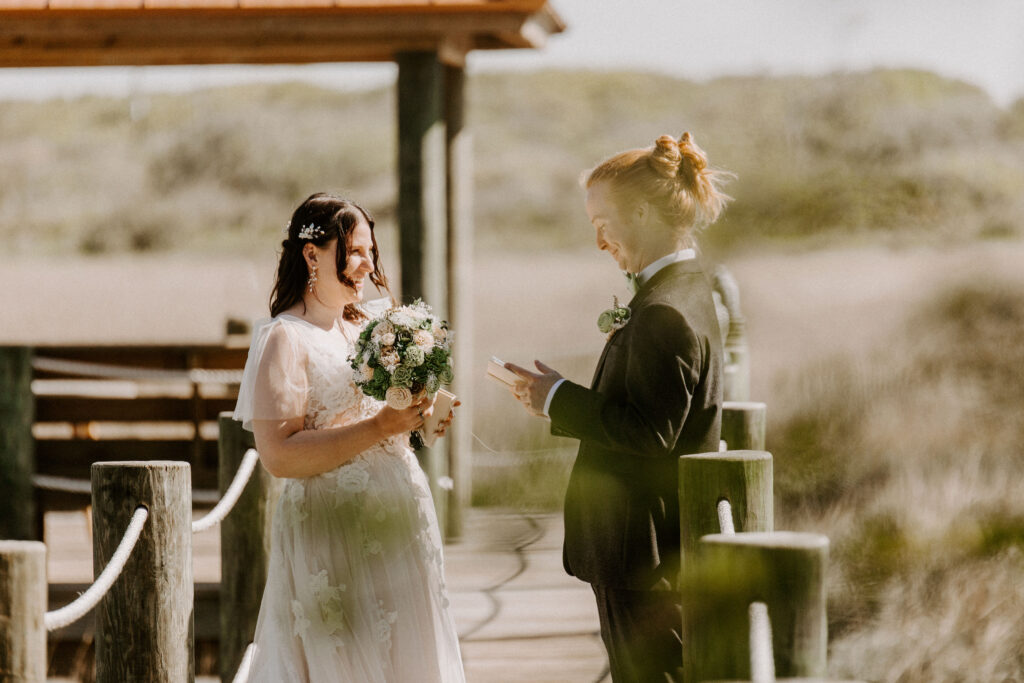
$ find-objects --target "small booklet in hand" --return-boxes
[420,388,456,448]
[486,356,520,387]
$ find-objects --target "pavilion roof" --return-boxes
[0,0,564,67]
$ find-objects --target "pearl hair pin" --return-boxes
[298,223,325,240]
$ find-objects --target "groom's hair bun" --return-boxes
[651,132,710,182]
[586,132,734,237]
[649,135,684,178]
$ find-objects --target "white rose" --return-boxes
[371,321,394,340]
[385,385,413,410]
[381,332,396,346]
[413,329,435,350]
[359,362,374,382]
[380,349,401,371]
[390,311,415,329]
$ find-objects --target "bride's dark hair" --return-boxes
[270,193,389,321]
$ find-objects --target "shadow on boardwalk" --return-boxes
[445,511,610,683]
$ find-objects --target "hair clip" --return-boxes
[298,223,325,240]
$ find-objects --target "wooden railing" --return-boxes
[0,413,274,682]
[0,344,248,542]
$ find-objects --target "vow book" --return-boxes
[420,388,456,448]
[486,356,520,387]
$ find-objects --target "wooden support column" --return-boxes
[0,540,47,682]
[397,51,450,534]
[445,63,473,539]
[0,347,35,541]
[218,414,279,683]
[92,461,193,683]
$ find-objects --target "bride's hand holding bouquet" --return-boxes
[350,299,457,448]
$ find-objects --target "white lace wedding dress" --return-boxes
[233,313,465,682]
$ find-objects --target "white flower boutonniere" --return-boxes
[597,296,631,339]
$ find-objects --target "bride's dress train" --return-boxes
[234,314,465,682]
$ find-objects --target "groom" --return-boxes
[507,180,723,682]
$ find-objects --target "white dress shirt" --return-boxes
[541,249,697,417]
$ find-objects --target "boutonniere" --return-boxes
[597,296,631,340]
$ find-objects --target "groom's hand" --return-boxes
[506,360,563,418]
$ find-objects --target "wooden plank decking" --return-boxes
[44,508,610,682]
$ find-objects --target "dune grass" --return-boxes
[766,280,1024,680]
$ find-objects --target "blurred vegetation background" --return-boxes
[2,67,1022,680]
[3,68,1023,257]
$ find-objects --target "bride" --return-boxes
[233,193,466,682]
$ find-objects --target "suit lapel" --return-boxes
[590,336,617,387]
[589,259,706,389]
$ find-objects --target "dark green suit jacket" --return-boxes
[549,259,723,590]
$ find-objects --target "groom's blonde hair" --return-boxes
[584,132,734,240]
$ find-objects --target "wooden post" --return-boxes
[722,402,767,451]
[678,450,773,565]
[680,531,829,683]
[92,461,193,683]
[0,540,47,682]
[397,50,448,320]
[218,414,280,683]
[0,347,36,540]
[445,63,473,539]
[398,50,450,534]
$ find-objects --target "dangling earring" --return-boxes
[307,265,318,294]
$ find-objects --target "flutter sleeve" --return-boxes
[233,318,309,431]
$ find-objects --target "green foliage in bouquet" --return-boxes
[349,299,454,411]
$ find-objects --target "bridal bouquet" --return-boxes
[349,299,454,415]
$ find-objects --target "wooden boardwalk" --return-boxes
[45,508,610,682]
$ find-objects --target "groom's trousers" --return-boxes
[592,585,682,683]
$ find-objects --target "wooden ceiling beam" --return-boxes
[0,37,479,67]
[0,9,549,65]
[0,3,564,66]
[0,0,550,9]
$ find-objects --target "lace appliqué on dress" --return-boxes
[374,600,399,650]
[291,569,349,644]
[303,329,378,432]
[310,570,348,637]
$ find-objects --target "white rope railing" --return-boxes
[192,449,260,533]
[32,356,244,384]
[39,448,256,633]
[32,474,93,495]
[233,642,257,683]
[749,602,775,683]
[44,506,149,632]
[713,497,775,681]
[717,498,735,535]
